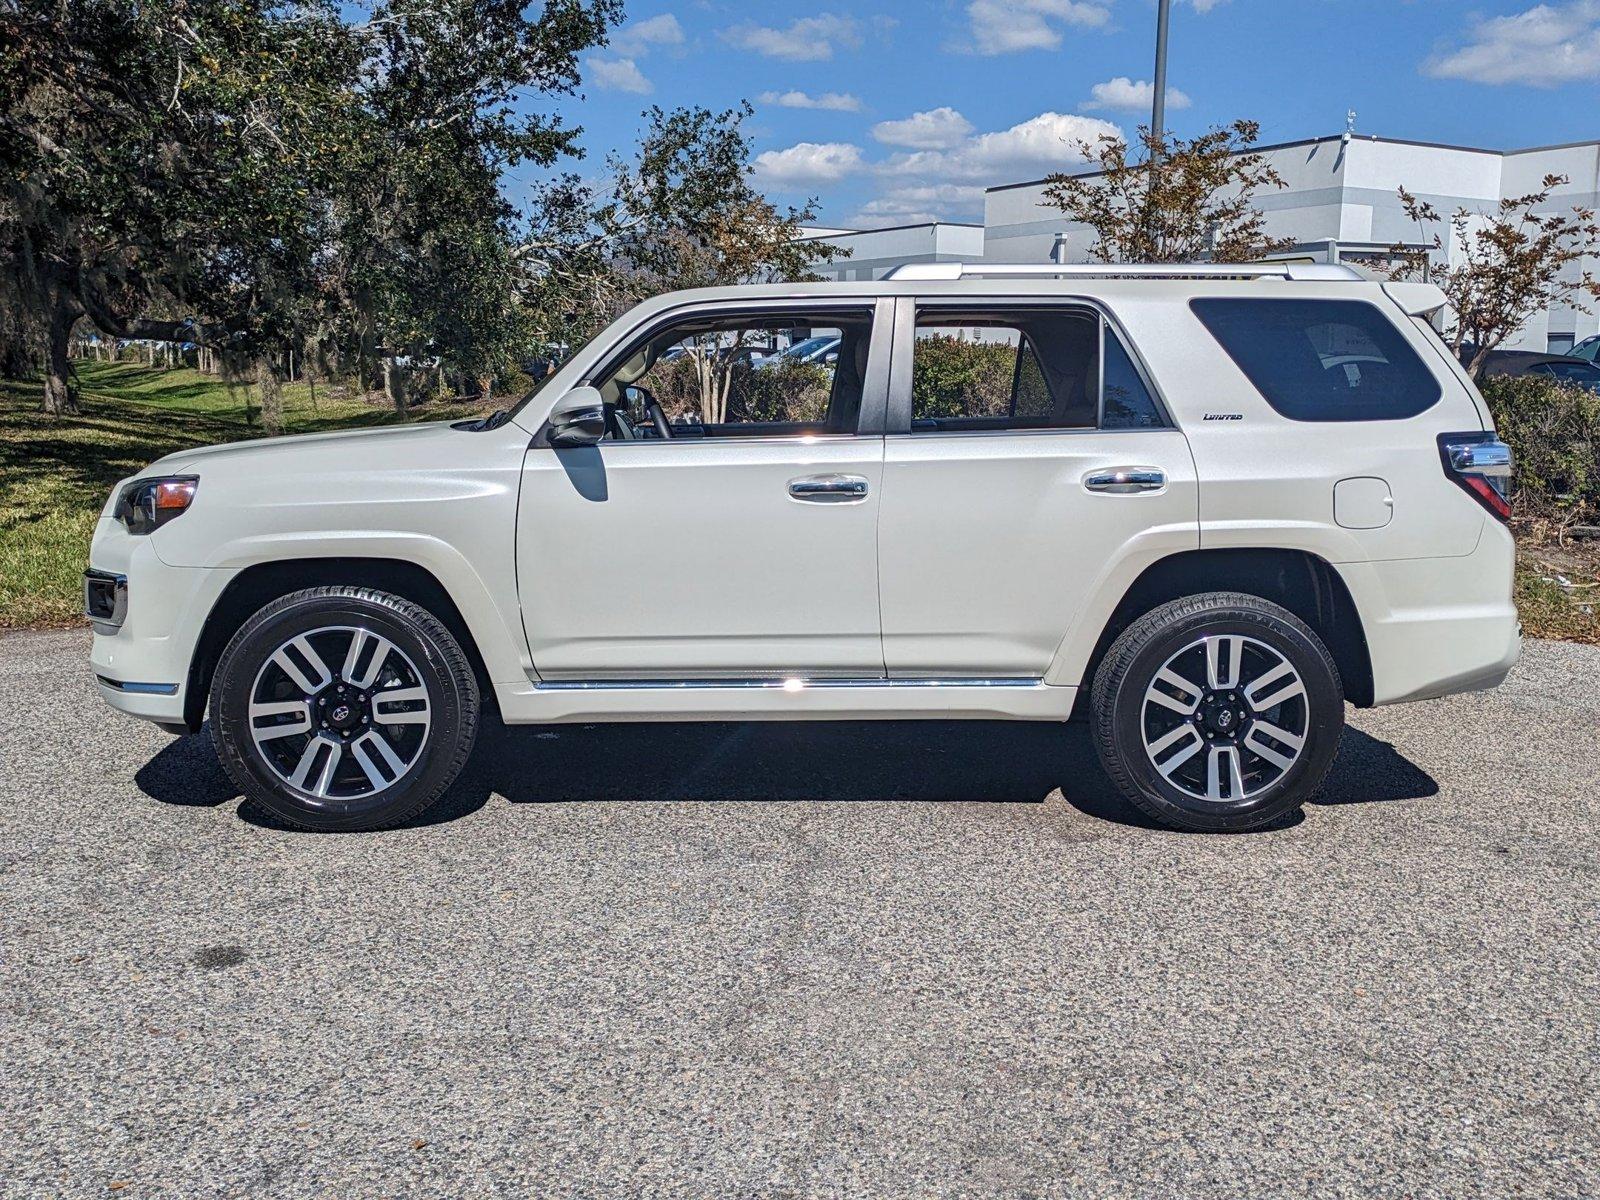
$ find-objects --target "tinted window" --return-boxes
[911,308,1099,432]
[593,310,873,441]
[1191,298,1441,422]
[1536,360,1600,385]
[1102,331,1164,428]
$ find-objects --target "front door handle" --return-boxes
[789,473,870,503]
[1084,467,1166,494]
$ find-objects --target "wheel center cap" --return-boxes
[328,702,358,730]
[1201,698,1247,737]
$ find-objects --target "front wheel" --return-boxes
[210,587,479,831]
[1090,592,1344,832]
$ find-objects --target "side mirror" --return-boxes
[546,385,606,448]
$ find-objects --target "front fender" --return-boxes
[188,531,531,683]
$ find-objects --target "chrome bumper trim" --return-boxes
[83,568,128,634]
[96,675,179,696]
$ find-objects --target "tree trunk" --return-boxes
[383,357,407,413]
[41,301,80,417]
[256,363,284,435]
[477,375,493,407]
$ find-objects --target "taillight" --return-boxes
[1438,433,1512,522]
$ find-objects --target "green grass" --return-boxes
[1,360,492,630]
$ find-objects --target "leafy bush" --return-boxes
[731,359,830,424]
[1478,375,1600,524]
[645,354,830,425]
[911,334,1014,418]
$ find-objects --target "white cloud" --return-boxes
[724,14,862,61]
[848,183,989,228]
[1186,0,1228,11]
[587,56,652,94]
[881,111,1121,184]
[1081,76,1192,112]
[758,89,863,112]
[753,141,865,186]
[872,107,976,150]
[759,112,1118,224]
[609,13,685,56]
[962,0,1110,55]
[1425,1,1600,86]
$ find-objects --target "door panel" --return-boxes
[518,437,887,680]
[877,430,1198,677]
[876,296,1198,679]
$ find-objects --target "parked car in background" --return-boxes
[1568,334,1599,362]
[756,333,841,370]
[1478,349,1600,392]
[87,262,1518,835]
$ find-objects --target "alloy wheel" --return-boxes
[246,625,432,805]
[1140,633,1309,805]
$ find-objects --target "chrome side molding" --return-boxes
[532,676,1044,692]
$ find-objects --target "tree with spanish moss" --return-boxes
[0,0,622,416]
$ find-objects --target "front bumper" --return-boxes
[87,519,224,728]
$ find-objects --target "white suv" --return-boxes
[86,262,1519,833]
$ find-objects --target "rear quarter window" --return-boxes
[1190,298,1442,422]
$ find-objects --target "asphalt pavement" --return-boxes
[2,629,1597,1198]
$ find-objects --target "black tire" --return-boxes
[210,587,479,831]
[1090,592,1343,833]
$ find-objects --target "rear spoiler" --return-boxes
[1383,281,1448,318]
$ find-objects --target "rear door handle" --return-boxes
[789,473,870,503]
[1084,467,1166,494]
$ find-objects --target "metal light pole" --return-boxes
[1142,0,1173,259]
[1150,0,1172,154]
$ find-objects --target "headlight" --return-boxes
[116,475,198,535]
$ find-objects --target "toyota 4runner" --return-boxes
[86,262,1520,832]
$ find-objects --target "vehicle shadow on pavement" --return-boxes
[134,720,1438,833]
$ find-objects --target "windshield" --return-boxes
[777,335,836,360]
[1540,360,1600,384]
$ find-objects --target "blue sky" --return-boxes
[533,0,1600,228]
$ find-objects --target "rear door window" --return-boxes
[1190,298,1442,421]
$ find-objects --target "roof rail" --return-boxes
[881,261,1365,282]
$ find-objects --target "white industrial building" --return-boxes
[798,222,985,282]
[813,134,1600,353]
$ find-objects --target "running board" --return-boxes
[496,676,1074,724]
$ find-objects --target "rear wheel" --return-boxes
[210,587,478,831]
[1091,592,1344,832]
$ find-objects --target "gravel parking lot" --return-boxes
[2,629,1597,1198]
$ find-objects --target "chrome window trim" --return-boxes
[567,296,895,442]
[578,432,869,450]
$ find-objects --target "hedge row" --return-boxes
[1477,375,1600,525]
